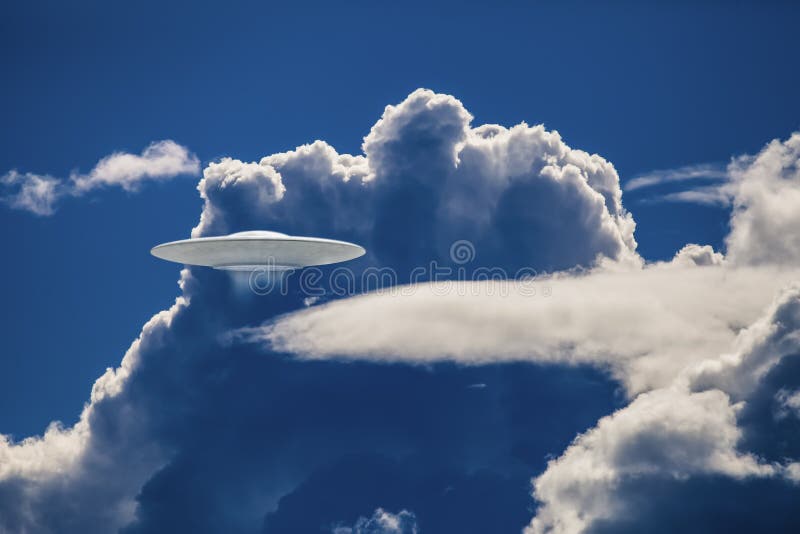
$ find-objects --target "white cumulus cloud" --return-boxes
[1,140,199,215]
[235,130,800,533]
[526,387,774,534]
[2,90,800,534]
[527,284,800,534]
[726,133,800,266]
[332,508,418,534]
[775,388,800,420]
[70,140,199,193]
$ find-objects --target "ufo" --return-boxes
[151,231,365,271]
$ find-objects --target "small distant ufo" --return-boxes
[151,230,365,271]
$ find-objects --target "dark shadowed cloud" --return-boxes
[2,90,800,534]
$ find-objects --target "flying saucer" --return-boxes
[151,231,365,271]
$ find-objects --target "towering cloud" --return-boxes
[242,130,800,532]
[194,89,639,274]
[726,133,800,266]
[1,91,799,534]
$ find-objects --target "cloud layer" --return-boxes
[246,264,797,395]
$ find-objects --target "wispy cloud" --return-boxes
[624,161,736,206]
[624,162,728,192]
[69,140,199,193]
[649,183,735,206]
[1,140,199,216]
[0,171,61,216]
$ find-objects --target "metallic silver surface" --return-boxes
[151,231,365,270]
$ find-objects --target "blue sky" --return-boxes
[2,2,800,533]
